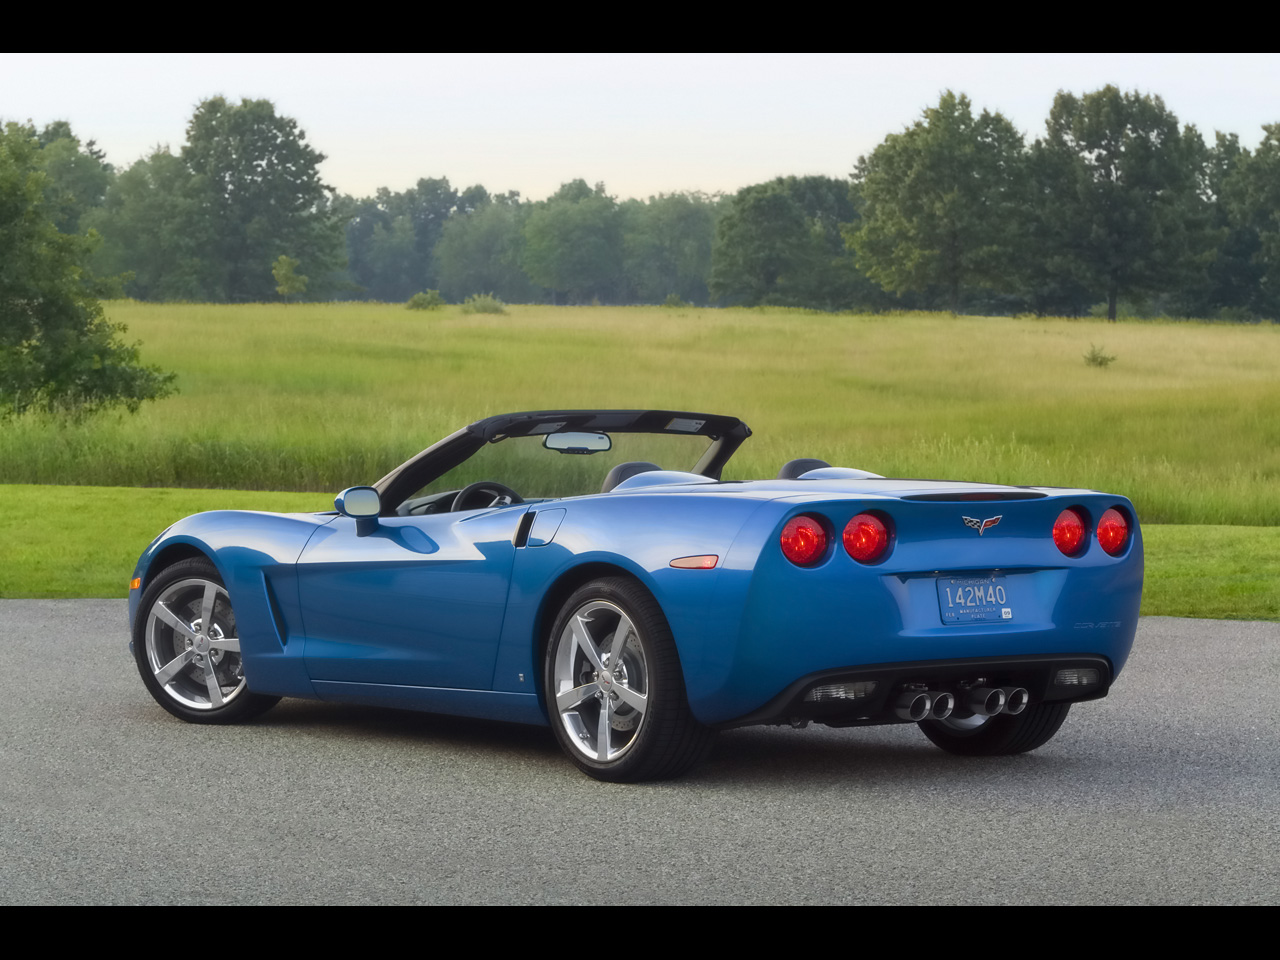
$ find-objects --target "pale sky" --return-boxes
[4,53,1278,201]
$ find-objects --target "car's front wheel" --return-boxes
[544,577,714,782]
[133,558,279,723]
[918,701,1071,756]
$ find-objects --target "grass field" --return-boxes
[1,302,1277,525]
[1,484,1275,619]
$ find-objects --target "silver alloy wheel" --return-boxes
[551,599,649,763]
[143,577,246,711]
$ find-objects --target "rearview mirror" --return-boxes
[543,432,612,454]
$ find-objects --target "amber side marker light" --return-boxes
[129,578,141,590]
[670,555,719,569]
[1096,508,1131,556]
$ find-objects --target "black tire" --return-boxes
[919,701,1071,756]
[544,577,715,782]
[133,557,280,724]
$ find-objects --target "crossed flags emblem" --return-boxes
[962,515,1002,535]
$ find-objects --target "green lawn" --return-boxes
[1,484,1274,620]
[0,485,328,599]
[1138,524,1280,619]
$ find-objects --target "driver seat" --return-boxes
[602,461,661,493]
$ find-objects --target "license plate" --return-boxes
[937,576,1014,624]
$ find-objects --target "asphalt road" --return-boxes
[1,600,1276,905]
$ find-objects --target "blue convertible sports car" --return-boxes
[129,410,1143,781]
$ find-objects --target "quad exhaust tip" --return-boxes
[1001,687,1029,715]
[894,685,1029,721]
[929,692,955,719]
[894,690,957,721]
[965,687,1007,717]
[893,691,933,722]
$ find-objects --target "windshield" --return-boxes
[396,432,713,508]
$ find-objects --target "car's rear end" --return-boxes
[690,480,1142,745]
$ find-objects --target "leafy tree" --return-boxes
[711,185,808,305]
[620,192,717,304]
[181,97,343,301]
[456,183,490,215]
[522,180,622,303]
[272,254,308,299]
[547,179,597,204]
[435,198,540,303]
[1031,86,1212,321]
[1153,132,1262,319]
[89,99,342,302]
[850,91,1028,313]
[1222,124,1280,319]
[374,177,456,290]
[1,123,173,417]
[1014,144,1102,316]
[339,177,492,300]
[367,214,420,301]
[337,193,389,298]
[85,148,213,300]
[711,176,871,309]
[33,121,113,234]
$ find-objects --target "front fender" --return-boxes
[128,510,335,698]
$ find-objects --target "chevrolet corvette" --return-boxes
[129,410,1143,781]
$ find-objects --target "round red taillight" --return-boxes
[1053,508,1087,556]
[1097,508,1130,556]
[780,515,827,566]
[844,513,890,564]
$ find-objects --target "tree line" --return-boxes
[10,88,1280,322]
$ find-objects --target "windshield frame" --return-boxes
[373,409,751,516]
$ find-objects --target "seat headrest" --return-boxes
[602,461,661,493]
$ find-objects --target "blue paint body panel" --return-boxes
[129,422,1143,734]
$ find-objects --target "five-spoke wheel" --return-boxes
[551,599,650,764]
[133,558,279,723]
[544,577,713,781]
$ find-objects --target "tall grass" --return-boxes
[2,302,1276,524]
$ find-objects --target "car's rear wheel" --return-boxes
[918,701,1071,756]
[544,577,714,782]
[134,558,279,723]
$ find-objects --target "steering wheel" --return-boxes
[451,481,524,513]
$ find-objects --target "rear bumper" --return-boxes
[719,653,1112,729]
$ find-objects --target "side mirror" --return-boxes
[335,486,381,536]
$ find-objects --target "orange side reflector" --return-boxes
[129,578,141,590]
[670,555,718,569]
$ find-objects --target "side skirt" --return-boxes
[311,680,548,726]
